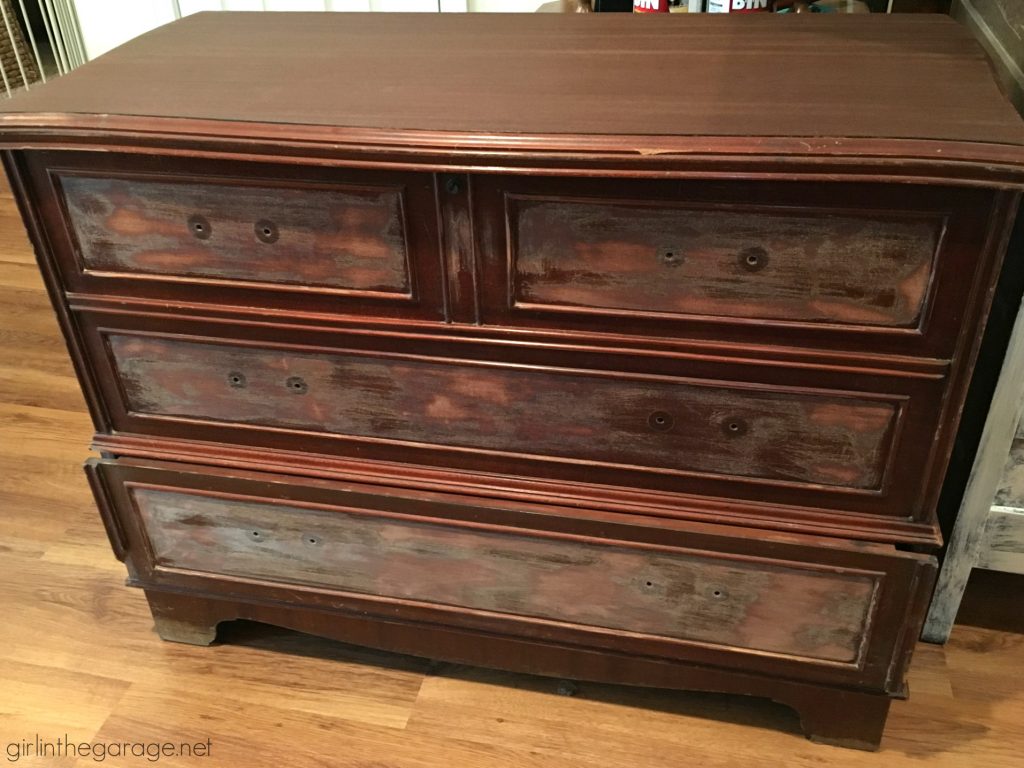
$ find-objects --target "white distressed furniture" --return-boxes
[923,295,1024,642]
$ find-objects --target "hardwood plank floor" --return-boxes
[1,179,1022,767]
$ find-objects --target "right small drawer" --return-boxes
[473,176,999,357]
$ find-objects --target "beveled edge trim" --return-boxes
[1,116,1023,185]
[68,295,951,380]
[92,434,945,548]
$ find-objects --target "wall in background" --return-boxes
[73,0,542,62]
[952,0,1024,113]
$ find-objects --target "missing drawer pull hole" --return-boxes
[722,418,748,437]
[644,580,654,588]
[248,530,263,541]
[285,376,308,395]
[657,247,684,268]
[188,214,211,240]
[648,411,674,431]
[227,371,247,389]
[305,535,321,546]
[739,247,769,272]
[255,219,279,244]
[711,588,727,600]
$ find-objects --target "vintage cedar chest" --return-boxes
[2,11,1023,750]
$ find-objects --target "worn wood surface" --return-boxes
[514,198,939,327]
[5,174,1024,764]
[0,13,1021,149]
[977,507,1024,573]
[475,175,1000,361]
[134,487,876,664]
[21,151,448,321]
[995,438,1024,507]
[108,333,897,491]
[1,12,1020,751]
[60,173,411,294]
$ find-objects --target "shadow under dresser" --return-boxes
[2,10,1024,751]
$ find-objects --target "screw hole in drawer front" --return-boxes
[738,246,769,272]
[131,485,882,666]
[648,410,674,431]
[187,214,211,240]
[722,417,748,437]
[657,246,684,268]
[285,376,308,395]
[254,219,279,244]
[226,371,247,389]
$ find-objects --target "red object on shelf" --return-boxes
[633,0,669,12]
[707,0,772,11]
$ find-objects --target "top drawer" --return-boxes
[474,176,1000,358]
[22,151,446,319]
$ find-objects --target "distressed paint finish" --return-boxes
[923,294,1024,643]
[60,174,411,293]
[977,507,1024,573]
[109,334,897,490]
[513,199,941,326]
[994,438,1024,508]
[134,487,877,663]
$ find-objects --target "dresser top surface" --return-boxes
[1,11,1023,152]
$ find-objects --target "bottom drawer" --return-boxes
[88,457,934,690]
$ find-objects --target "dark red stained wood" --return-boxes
[474,175,1000,359]
[60,173,411,294]
[133,485,876,664]
[75,306,951,523]
[0,13,1021,149]
[513,197,939,327]
[107,333,898,491]
[22,150,448,321]
[141,586,899,750]
[93,456,935,693]
[2,11,1016,751]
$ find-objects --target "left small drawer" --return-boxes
[18,150,446,320]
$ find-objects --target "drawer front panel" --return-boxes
[475,177,997,356]
[93,457,936,688]
[23,151,446,319]
[133,486,875,664]
[108,333,897,491]
[513,198,938,326]
[62,174,411,294]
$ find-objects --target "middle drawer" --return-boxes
[77,309,946,524]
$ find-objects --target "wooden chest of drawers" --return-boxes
[3,11,1024,751]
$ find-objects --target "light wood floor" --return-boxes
[1,181,1023,768]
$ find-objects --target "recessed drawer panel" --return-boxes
[513,199,937,326]
[108,333,896,491]
[475,176,997,357]
[136,486,874,663]
[90,457,935,688]
[23,150,445,319]
[62,175,411,294]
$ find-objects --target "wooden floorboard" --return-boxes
[0,179,1022,766]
